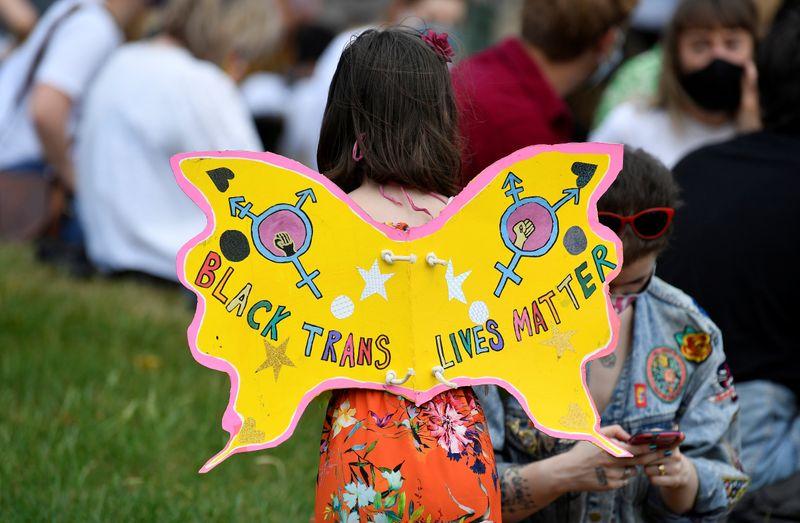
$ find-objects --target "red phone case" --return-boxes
[629,430,684,448]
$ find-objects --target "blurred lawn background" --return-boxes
[0,246,325,521]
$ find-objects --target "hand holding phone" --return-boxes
[628,429,685,450]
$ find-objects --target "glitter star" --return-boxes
[357,259,394,300]
[255,338,294,381]
[540,326,578,359]
[238,417,265,444]
[445,260,471,303]
[559,402,589,429]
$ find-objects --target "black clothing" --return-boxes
[659,131,800,396]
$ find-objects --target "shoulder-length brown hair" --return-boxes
[317,27,460,197]
[657,0,758,117]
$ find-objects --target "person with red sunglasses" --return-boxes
[598,207,675,241]
[476,147,747,522]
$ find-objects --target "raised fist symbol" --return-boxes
[274,232,296,256]
[512,219,535,249]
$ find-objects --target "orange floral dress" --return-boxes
[314,221,500,522]
[314,388,501,522]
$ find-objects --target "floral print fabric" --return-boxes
[315,388,500,522]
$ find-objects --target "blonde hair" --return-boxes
[521,0,637,61]
[162,0,283,67]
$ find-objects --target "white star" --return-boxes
[358,259,394,300]
[445,260,471,304]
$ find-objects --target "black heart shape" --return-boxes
[207,167,235,193]
[571,162,597,188]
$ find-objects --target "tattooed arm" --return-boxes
[500,426,653,522]
[500,461,562,522]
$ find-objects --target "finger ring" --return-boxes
[624,466,635,479]
[595,467,608,486]
[658,464,666,476]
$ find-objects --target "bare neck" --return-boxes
[349,178,447,227]
[682,101,732,127]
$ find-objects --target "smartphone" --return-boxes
[629,430,685,449]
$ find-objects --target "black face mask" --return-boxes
[678,58,744,113]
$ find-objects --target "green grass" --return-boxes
[0,246,325,521]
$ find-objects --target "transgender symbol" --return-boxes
[494,164,596,297]
[229,188,322,299]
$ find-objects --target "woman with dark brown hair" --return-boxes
[591,0,760,168]
[313,27,500,521]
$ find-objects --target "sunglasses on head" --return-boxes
[598,207,675,240]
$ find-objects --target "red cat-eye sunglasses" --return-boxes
[598,207,675,240]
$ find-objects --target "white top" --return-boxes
[0,0,121,169]
[590,101,736,168]
[76,42,262,281]
[279,26,369,169]
[240,72,291,118]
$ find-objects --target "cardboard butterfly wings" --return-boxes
[172,143,626,472]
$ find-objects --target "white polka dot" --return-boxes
[469,301,490,324]
[330,295,355,319]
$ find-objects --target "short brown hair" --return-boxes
[162,0,282,66]
[598,147,681,262]
[317,27,460,196]
[521,0,637,61]
[657,0,758,115]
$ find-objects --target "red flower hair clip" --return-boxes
[421,29,454,63]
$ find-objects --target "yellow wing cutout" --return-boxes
[172,143,625,472]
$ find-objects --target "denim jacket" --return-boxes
[476,276,749,522]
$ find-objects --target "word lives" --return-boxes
[436,319,505,369]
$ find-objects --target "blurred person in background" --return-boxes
[593,0,784,127]
[280,0,466,169]
[590,0,760,168]
[0,0,38,55]
[452,0,637,185]
[75,0,283,282]
[659,6,800,519]
[592,0,673,130]
[240,21,334,153]
[0,0,151,241]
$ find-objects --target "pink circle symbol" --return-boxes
[505,201,555,252]
[258,209,308,258]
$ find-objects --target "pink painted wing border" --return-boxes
[171,142,626,472]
